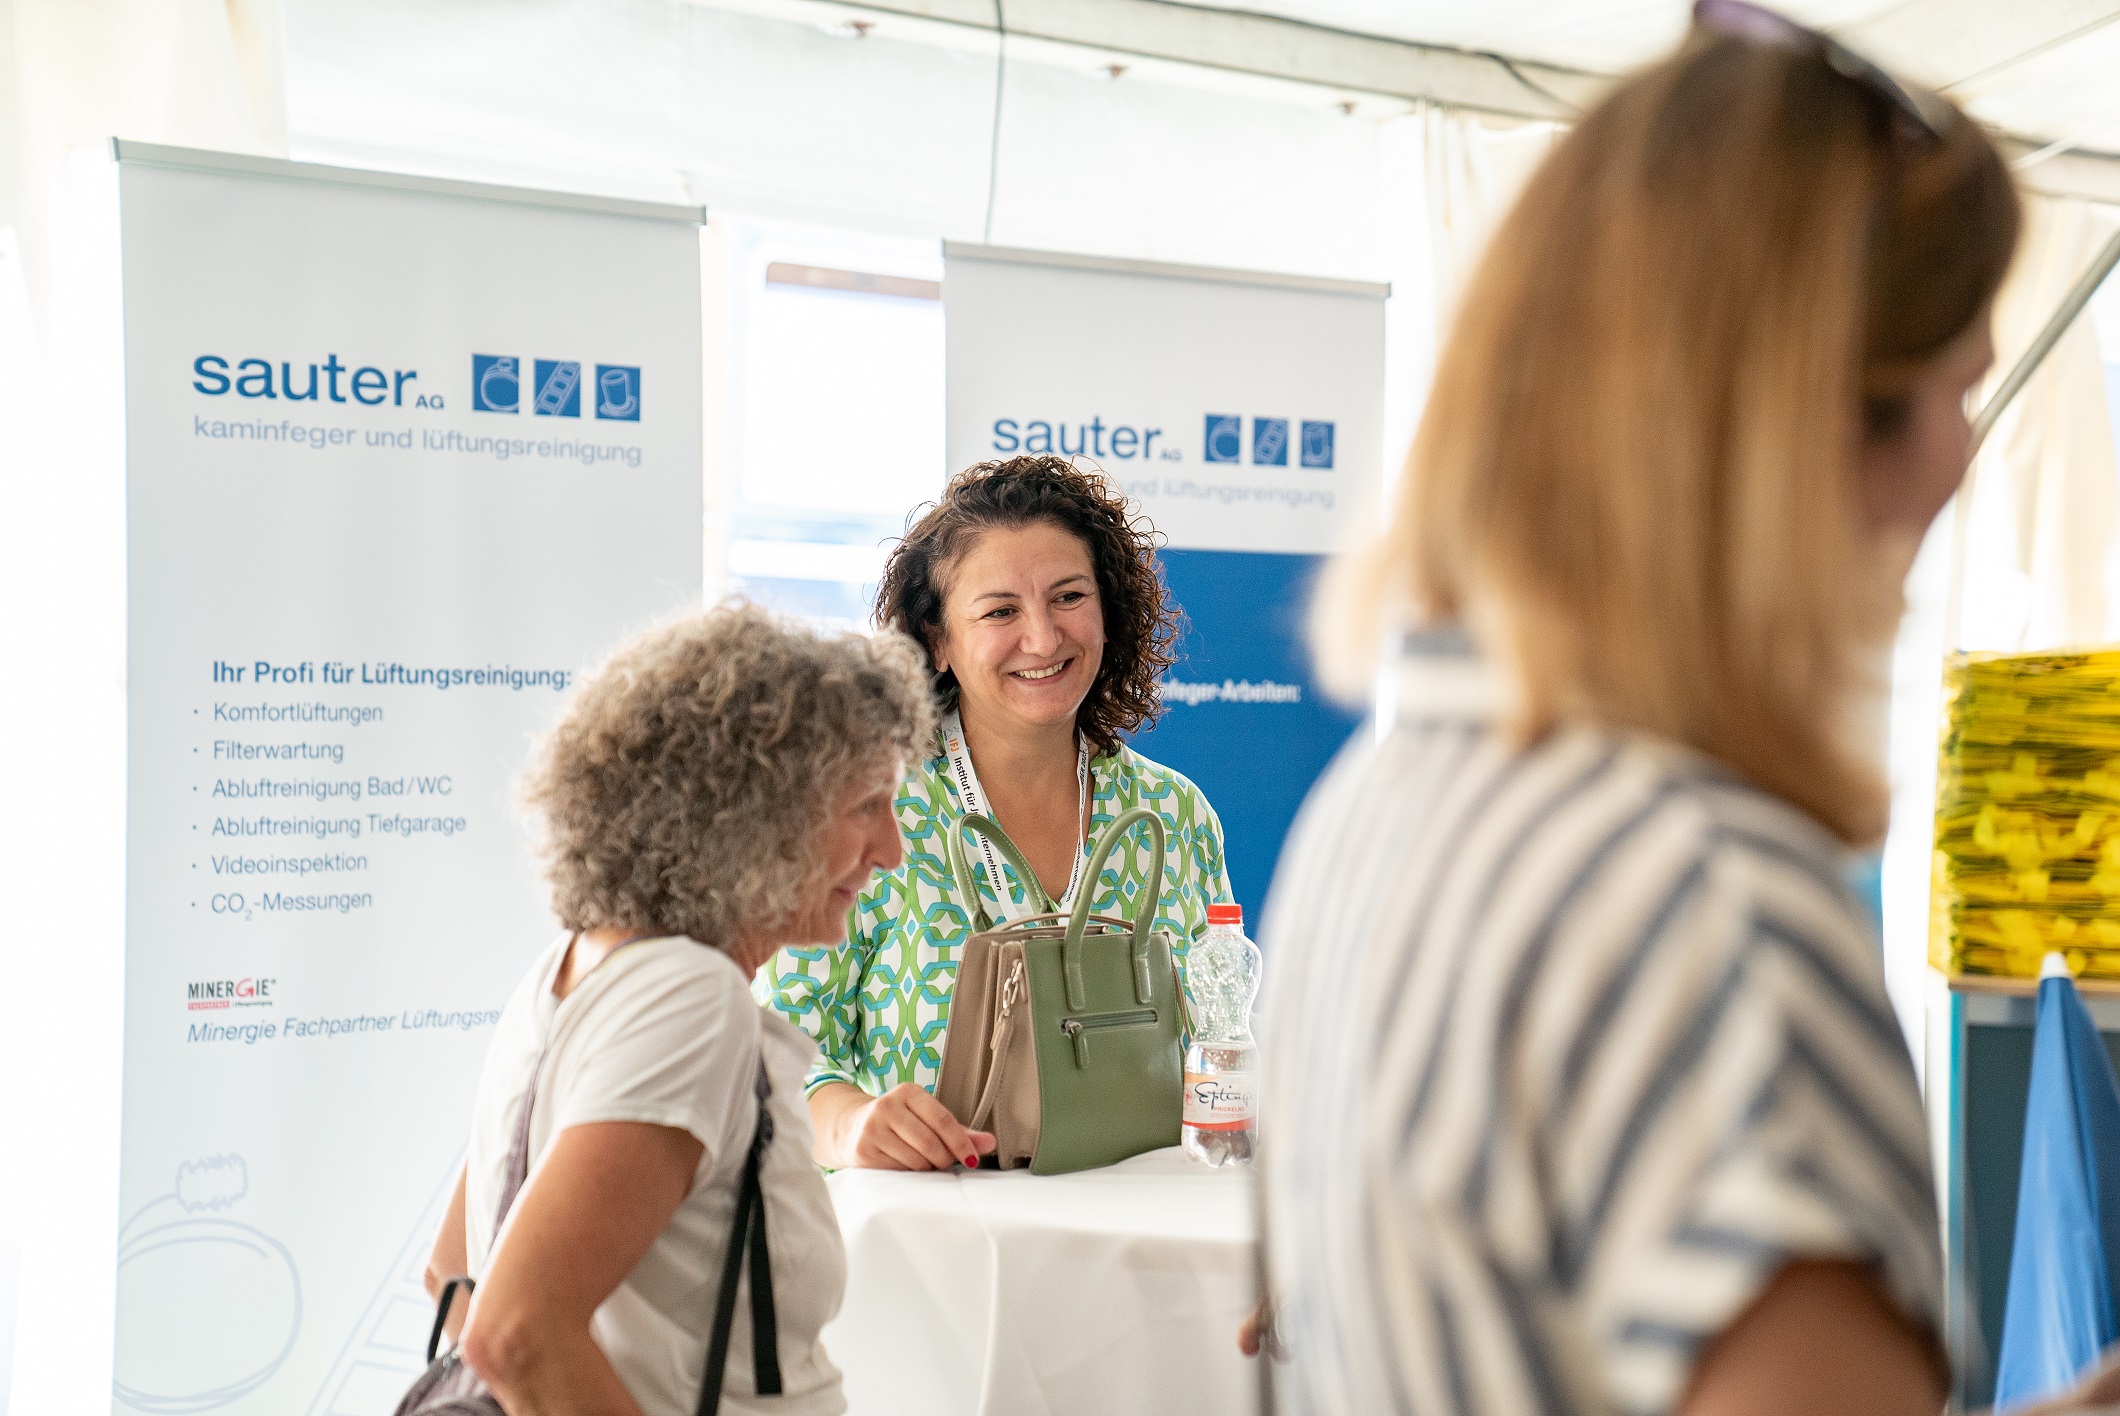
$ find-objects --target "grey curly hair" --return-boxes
[521,602,935,947]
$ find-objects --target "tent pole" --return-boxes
[1941,223,2120,654]
[1968,224,2120,459]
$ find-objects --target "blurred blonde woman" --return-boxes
[1259,6,2120,1414]
[417,605,932,1416]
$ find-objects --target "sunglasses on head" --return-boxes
[1692,0,1950,148]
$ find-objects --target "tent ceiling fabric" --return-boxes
[1204,1,1695,74]
[1221,0,2111,109]
[1214,0,2120,153]
[806,0,2120,160]
[283,0,2120,232]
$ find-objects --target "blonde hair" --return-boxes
[521,602,935,946]
[1324,31,2018,844]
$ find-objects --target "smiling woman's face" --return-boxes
[931,521,1106,737]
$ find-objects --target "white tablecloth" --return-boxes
[820,1146,1260,1416]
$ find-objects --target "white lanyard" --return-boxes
[941,708,1090,923]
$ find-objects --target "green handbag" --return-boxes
[933,807,1186,1175]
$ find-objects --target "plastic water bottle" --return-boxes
[1183,903,1261,1166]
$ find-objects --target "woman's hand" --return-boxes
[1238,1298,1283,1359]
[459,1120,702,1416]
[810,1081,996,1170]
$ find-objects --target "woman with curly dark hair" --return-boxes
[758,455,1235,1170]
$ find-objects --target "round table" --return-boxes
[820,1145,1261,1415]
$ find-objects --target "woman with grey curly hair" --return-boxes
[415,603,932,1416]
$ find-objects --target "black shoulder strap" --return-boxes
[698,1061,780,1416]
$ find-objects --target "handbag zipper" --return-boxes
[1058,1007,1159,1067]
[998,957,1024,1035]
[971,958,1027,1133]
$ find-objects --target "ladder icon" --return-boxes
[534,361,580,416]
[1253,418,1288,465]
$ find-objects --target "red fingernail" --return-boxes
[963,1154,978,1168]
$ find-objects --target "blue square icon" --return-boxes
[471,355,519,413]
[533,360,581,417]
[595,365,640,421]
[1204,414,1242,464]
[1252,417,1289,466]
[1300,420,1335,468]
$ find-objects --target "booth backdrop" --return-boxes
[943,244,1385,927]
[114,146,701,1416]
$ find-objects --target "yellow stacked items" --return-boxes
[1933,647,2120,979]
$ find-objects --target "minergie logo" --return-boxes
[472,356,640,421]
[185,977,277,1012]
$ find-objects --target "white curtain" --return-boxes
[1880,193,2120,1095]
[1377,104,1559,487]
[0,5,285,1412]
[1954,195,2120,654]
[1424,106,1557,323]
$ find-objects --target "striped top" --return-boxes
[1258,629,1940,1416]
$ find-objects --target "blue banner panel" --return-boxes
[1130,548,1364,933]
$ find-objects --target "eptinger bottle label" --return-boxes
[1184,1071,1257,1130]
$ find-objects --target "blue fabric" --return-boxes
[1995,975,2120,1408]
[1844,851,1883,934]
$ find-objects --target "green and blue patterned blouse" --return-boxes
[756,741,1233,1097]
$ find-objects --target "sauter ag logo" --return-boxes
[185,977,277,1012]
[192,354,431,407]
[988,416,1172,461]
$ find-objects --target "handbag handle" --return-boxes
[985,911,1133,934]
[948,812,1055,931]
[949,807,1169,1010]
[1063,808,1166,1011]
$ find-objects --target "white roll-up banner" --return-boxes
[113,145,702,1415]
[943,244,1385,926]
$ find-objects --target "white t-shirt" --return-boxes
[464,933,846,1416]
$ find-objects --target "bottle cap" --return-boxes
[1207,904,1243,926]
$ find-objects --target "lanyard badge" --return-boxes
[941,708,1090,924]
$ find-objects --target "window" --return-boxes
[707,216,946,627]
